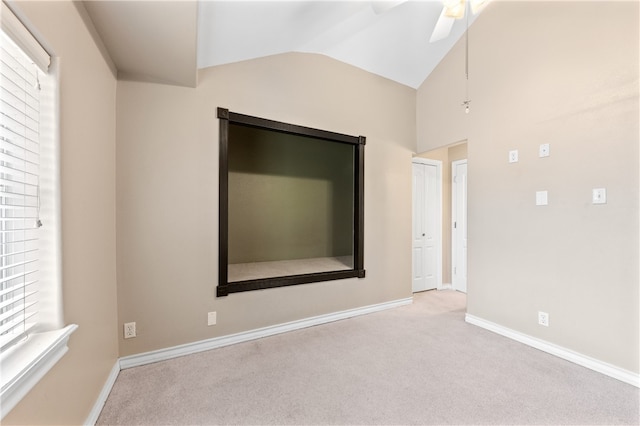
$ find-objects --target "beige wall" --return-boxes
[418,142,467,285]
[4,1,119,425]
[418,1,639,372]
[116,52,416,356]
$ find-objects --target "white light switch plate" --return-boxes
[592,188,606,204]
[539,143,550,158]
[509,150,518,163]
[536,190,548,206]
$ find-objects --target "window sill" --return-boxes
[1,324,78,419]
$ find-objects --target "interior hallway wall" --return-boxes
[417,143,467,286]
[3,1,119,424]
[417,1,639,373]
[116,52,416,357]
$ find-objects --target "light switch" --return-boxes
[592,188,606,204]
[536,190,548,206]
[539,143,550,158]
[509,150,518,163]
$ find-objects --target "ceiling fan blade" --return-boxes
[429,7,455,43]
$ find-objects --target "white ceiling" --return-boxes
[82,0,479,89]
[197,0,478,88]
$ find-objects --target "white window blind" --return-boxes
[1,4,76,419]
[0,30,42,353]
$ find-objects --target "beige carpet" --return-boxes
[228,256,353,281]
[97,290,639,425]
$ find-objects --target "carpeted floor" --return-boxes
[97,290,639,425]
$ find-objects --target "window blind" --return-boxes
[0,30,42,352]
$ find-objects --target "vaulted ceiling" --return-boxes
[82,0,480,89]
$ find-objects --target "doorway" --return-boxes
[412,158,442,292]
[452,159,467,293]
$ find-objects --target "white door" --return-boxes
[412,160,440,292]
[452,160,468,293]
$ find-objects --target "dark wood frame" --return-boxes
[217,107,365,297]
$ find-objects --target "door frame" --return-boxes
[451,159,467,293]
[411,158,443,291]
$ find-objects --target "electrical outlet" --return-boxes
[207,311,217,326]
[538,311,549,327]
[124,322,136,339]
[509,150,518,163]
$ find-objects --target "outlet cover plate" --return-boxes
[124,322,136,339]
[509,150,518,163]
[538,311,549,327]
[208,311,217,326]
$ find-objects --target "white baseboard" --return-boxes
[438,283,452,290]
[465,314,640,388]
[120,297,413,370]
[84,361,120,425]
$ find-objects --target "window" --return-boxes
[217,108,365,297]
[0,22,43,355]
[0,3,76,419]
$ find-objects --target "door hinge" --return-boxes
[454,266,457,275]
[454,221,457,229]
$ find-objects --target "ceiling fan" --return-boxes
[429,0,490,43]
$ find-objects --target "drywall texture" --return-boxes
[418,142,467,285]
[418,1,639,373]
[116,52,416,356]
[3,1,118,425]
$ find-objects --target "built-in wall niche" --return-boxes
[217,108,365,297]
